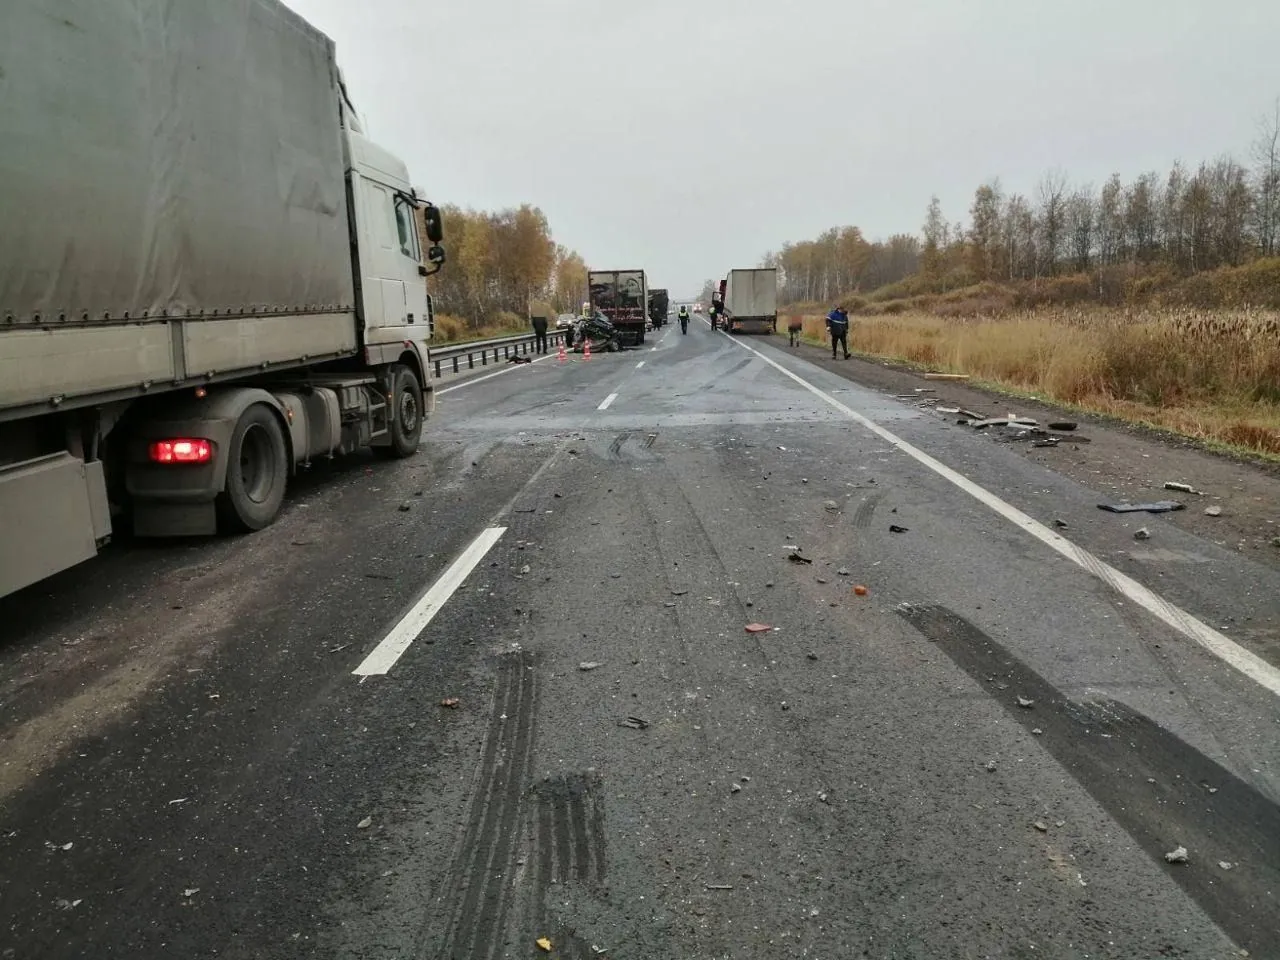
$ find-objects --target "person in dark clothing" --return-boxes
[787,317,803,347]
[530,302,550,354]
[826,305,850,359]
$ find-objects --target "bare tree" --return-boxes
[1097,174,1124,265]
[1253,97,1280,257]
[1036,170,1069,276]
[1066,187,1097,272]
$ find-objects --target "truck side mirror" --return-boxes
[422,203,445,244]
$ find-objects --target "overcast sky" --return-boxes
[287,0,1279,297]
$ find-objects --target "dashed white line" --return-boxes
[719,331,1280,698]
[636,361,645,369]
[353,526,507,676]
[597,392,619,411]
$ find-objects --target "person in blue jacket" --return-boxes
[826,305,850,359]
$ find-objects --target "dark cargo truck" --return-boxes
[588,270,648,347]
[648,288,670,328]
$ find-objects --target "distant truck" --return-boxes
[723,268,779,334]
[588,270,648,346]
[0,0,446,598]
[648,288,670,328]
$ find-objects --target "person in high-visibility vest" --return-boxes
[678,304,689,334]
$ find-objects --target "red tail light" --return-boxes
[149,439,212,464]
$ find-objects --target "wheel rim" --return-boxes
[238,424,276,504]
[398,388,419,434]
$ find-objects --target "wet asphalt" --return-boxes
[1,318,1278,959]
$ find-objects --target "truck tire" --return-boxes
[376,364,423,459]
[216,403,288,532]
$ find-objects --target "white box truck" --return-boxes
[723,268,779,334]
[0,0,447,598]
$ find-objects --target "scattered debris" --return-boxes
[183,888,200,898]
[971,417,1038,429]
[1218,861,1234,871]
[888,524,909,534]
[1033,821,1049,833]
[55,899,82,911]
[853,585,868,597]
[985,760,998,772]
[824,500,840,512]
[923,373,969,381]
[780,701,790,711]
[168,798,189,806]
[744,623,772,634]
[579,661,604,671]
[1048,421,1077,431]
[440,698,460,709]
[807,652,819,661]
[398,502,413,512]
[817,791,830,803]
[1134,527,1152,541]
[730,783,741,794]
[1205,506,1223,517]
[1032,439,1059,448]
[1016,696,1035,709]
[816,577,829,584]
[663,601,676,608]
[1052,519,1068,529]
[536,937,553,952]
[704,883,735,891]
[836,567,851,577]
[357,817,373,829]
[959,409,985,420]
[618,716,649,730]
[1164,846,1189,864]
[508,355,533,365]
[1164,482,1203,495]
[520,564,531,575]
[1031,728,1043,735]
[787,552,813,565]
[1097,501,1184,514]
[46,841,74,852]
[671,589,689,596]
[766,581,775,588]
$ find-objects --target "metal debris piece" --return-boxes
[730,783,741,793]
[1218,861,1234,871]
[1032,728,1043,735]
[1164,846,1189,864]
[985,760,998,772]
[1098,500,1186,514]
[889,524,909,533]
[788,552,813,565]
[1134,527,1151,541]
[1016,696,1035,708]
[579,661,604,671]
[618,716,649,730]
[1052,519,1068,529]
[704,883,735,891]
[1164,482,1202,495]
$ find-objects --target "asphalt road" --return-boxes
[2,317,1278,959]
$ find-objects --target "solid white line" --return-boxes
[719,332,1280,698]
[636,361,645,369]
[436,352,557,396]
[598,392,619,411]
[352,527,507,676]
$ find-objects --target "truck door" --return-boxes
[361,177,427,332]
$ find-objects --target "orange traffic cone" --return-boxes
[557,340,567,362]
[583,338,592,361]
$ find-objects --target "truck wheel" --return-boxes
[376,364,423,459]
[216,404,288,532]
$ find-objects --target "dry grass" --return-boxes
[433,311,528,344]
[779,307,1280,457]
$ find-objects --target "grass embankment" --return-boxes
[781,308,1280,458]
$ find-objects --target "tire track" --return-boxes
[527,772,608,958]
[431,650,539,960]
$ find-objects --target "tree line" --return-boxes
[765,99,1280,305]
[424,204,588,328]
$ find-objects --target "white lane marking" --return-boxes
[636,361,645,369]
[353,527,507,676]
[719,332,1280,698]
[436,352,557,396]
[597,392,619,411]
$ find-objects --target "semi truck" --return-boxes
[723,269,779,334]
[648,288,670,328]
[0,0,447,599]
[587,270,648,347]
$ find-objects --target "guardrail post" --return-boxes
[453,356,459,374]
[434,359,441,378]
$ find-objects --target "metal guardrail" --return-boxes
[428,330,569,379]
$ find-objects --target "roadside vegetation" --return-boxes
[767,99,1280,457]
[421,204,587,342]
